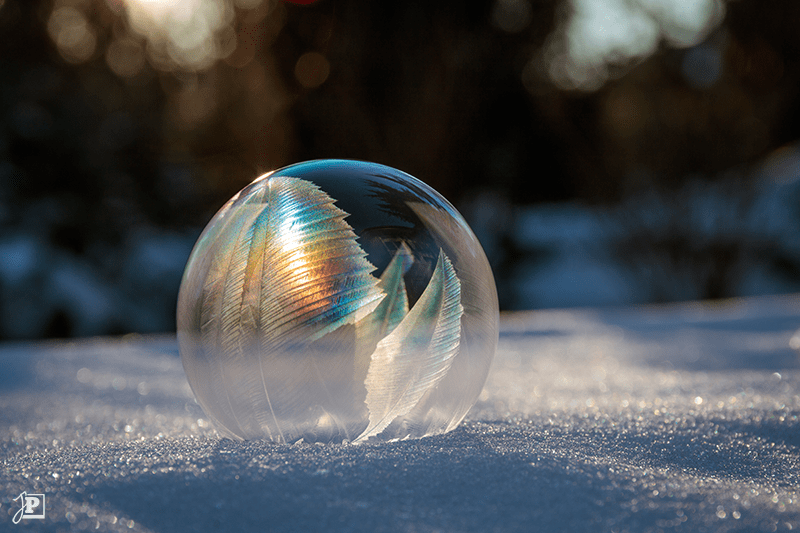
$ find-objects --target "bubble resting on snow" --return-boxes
[177,160,499,443]
[2,298,800,533]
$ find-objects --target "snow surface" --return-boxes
[1,295,799,532]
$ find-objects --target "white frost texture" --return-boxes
[2,294,799,532]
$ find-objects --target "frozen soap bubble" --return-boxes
[177,160,498,443]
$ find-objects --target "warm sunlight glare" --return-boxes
[118,0,243,70]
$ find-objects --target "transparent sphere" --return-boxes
[177,160,498,443]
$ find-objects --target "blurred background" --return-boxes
[0,0,799,340]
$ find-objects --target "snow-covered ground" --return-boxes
[2,294,798,532]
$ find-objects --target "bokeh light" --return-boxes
[541,0,726,90]
[120,0,237,70]
[47,3,98,64]
[294,51,330,88]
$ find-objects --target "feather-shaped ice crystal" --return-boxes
[178,160,498,443]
